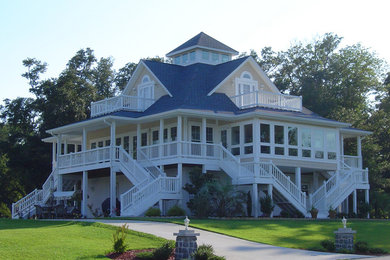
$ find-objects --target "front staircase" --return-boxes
[12,142,369,219]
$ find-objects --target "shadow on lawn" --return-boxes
[0,219,87,230]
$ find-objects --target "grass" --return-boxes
[124,217,390,252]
[0,219,167,260]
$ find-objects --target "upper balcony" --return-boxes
[230,90,302,112]
[91,95,155,117]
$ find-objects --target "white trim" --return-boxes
[166,45,238,58]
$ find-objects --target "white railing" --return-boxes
[264,162,306,208]
[342,155,362,169]
[12,189,42,219]
[41,169,57,203]
[91,95,155,117]
[121,176,180,214]
[58,146,112,169]
[230,90,302,112]
[137,148,165,179]
[114,147,150,185]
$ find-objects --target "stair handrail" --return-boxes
[115,146,150,184]
[12,188,41,218]
[137,148,165,178]
[266,161,307,207]
[324,170,355,209]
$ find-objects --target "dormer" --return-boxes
[166,32,238,66]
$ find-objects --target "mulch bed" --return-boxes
[107,249,175,260]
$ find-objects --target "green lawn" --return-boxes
[0,219,167,260]
[128,217,390,251]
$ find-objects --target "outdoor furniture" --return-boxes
[35,205,43,219]
[53,204,66,219]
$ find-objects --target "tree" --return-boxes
[253,33,385,124]
[115,62,137,91]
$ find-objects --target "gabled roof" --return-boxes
[166,32,239,57]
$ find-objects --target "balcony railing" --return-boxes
[91,95,155,117]
[230,90,302,112]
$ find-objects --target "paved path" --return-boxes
[88,219,370,260]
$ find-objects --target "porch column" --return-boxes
[177,116,182,157]
[64,138,68,154]
[295,167,301,191]
[252,184,259,218]
[57,134,62,159]
[82,128,87,151]
[136,124,141,160]
[57,174,63,192]
[365,189,370,218]
[253,119,260,177]
[201,118,206,172]
[313,172,319,190]
[341,135,344,159]
[110,168,117,216]
[159,119,164,159]
[357,136,362,169]
[353,189,357,214]
[52,142,56,169]
[268,184,273,218]
[81,171,88,217]
[178,163,183,207]
[183,117,188,141]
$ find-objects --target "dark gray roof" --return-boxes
[166,32,238,57]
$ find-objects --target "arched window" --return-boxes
[235,71,258,107]
[138,75,154,109]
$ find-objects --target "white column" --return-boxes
[136,124,141,160]
[201,118,206,172]
[183,117,188,142]
[177,116,182,157]
[82,171,88,217]
[268,184,273,218]
[159,119,164,158]
[110,168,117,216]
[357,136,362,168]
[253,119,260,177]
[57,134,62,158]
[178,163,183,207]
[252,184,258,218]
[353,189,357,214]
[295,167,301,191]
[159,200,163,215]
[341,135,344,157]
[110,121,116,146]
[57,174,63,192]
[365,189,370,218]
[64,138,68,154]
[82,128,87,151]
[52,142,56,169]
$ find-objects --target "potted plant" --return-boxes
[328,207,337,219]
[260,194,274,217]
[309,206,318,219]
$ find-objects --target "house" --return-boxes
[12,32,370,219]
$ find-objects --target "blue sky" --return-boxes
[1,0,389,103]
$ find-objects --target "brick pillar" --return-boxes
[174,229,200,260]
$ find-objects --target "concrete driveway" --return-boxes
[90,219,371,260]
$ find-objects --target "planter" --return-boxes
[310,210,318,219]
[328,210,337,219]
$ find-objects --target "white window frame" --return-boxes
[235,71,258,107]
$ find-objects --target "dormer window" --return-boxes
[202,51,209,61]
[235,72,258,107]
[138,75,154,100]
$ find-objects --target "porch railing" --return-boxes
[342,155,362,169]
[12,189,42,219]
[90,95,155,117]
[58,146,112,169]
[230,90,302,112]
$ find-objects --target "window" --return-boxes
[244,124,253,155]
[174,56,181,64]
[326,131,337,160]
[206,127,213,143]
[77,145,82,152]
[260,123,270,154]
[105,140,110,146]
[288,127,298,146]
[212,53,219,62]
[202,51,209,60]
[91,142,96,149]
[221,130,227,148]
[221,54,229,62]
[190,51,196,61]
[132,136,137,159]
[231,126,240,155]
[274,125,284,144]
[152,130,159,144]
[124,136,130,153]
[182,53,188,63]
[163,129,168,142]
[235,72,258,107]
[138,75,154,101]
[170,127,177,141]
[191,126,200,142]
[313,129,324,159]
[141,133,148,146]
[116,137,121,146]
[98,141,103,148]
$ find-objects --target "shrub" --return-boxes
[280,210,290,218]
[320,239,335,252]
[192,244,226,260]
[145,207,161,217]
[358,202,370,218]
[368,247,387,255]
[152,241,174,260]
[167,205,185,216]
[136,251,154,259]
[112,224,128,253]
[354,241,369,253]
[246,191,252,217]
[188,186,213,218]
[260,194,274,217]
